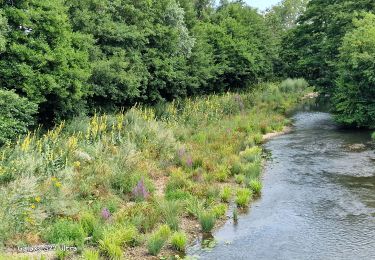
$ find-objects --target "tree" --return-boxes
[333,13,375,128]
[0,0,92,122]
[0,90,38,145]
[280,0,375,93]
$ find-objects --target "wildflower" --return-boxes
[132,178,149,201]
[51,177,57,182]
[35,196,41,203]
[54,182,62,188]
[73,161,81,169]
[101,208,111,220]
[30,204,36,209]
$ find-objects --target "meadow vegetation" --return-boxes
[0,80,309,259]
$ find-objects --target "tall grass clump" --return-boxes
[220,186,232,202]
[199,211,216,233]
[147,225,171,256]
[157,200,181,231]
[235,188,253,208]
[248,179,263,195]
[171,231,188,252]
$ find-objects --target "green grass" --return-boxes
[171,231,188,252]
[235,188,253,208]
[220,186,232,203]
[199,211,217,233]
[248,179,263,195]
[147,225,171,256]
[0,82,308,258]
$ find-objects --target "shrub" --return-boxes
[0,90,37,145]
[220,186,232,203]
[171,231,187,252]
[43,219,86,247]
[248,179,263,195]
[235,188,252,208]
[280,78,308,93]
[199,211,216,233]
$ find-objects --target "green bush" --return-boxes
[334,13,375,128]
[171,231,187,252]
[280,78,308,93]
[0,90,37,145]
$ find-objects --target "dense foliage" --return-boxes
[0,90,38,145]
[0,1,277,127]
[280,0,375,127]
[334,13,375,128]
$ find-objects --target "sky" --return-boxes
[244,0,281,11]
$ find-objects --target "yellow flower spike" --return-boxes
[35,197,41,203]
[55,182,62,188]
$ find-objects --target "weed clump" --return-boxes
[171,231,188,252]
[235,188,253,208]
[199,211,216,233]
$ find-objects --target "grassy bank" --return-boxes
[0,81,309,259]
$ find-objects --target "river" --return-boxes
[188,110,375,260]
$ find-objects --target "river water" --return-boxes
[188,111,375,260]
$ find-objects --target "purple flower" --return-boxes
[132,178,149,201]
[101,208,111,220]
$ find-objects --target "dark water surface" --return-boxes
[188,111,375,260]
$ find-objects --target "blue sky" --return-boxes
[245,0,280,11]
[244,0,281,11]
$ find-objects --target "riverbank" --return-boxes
[0,81,311,259]
[187,110,375,259]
